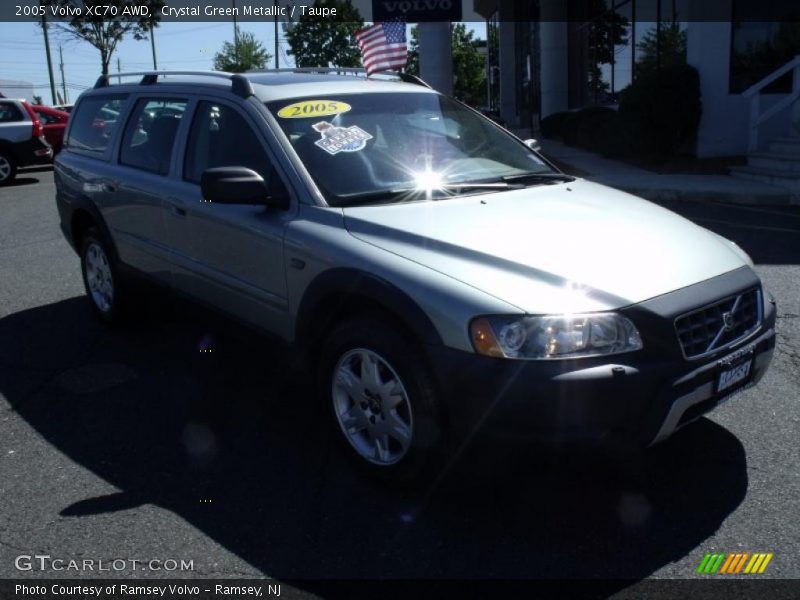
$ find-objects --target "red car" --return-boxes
[31,105,69,155]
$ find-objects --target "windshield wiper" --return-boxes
[441,182,524,190]
[334,182,524,207]
[334,188,423,207]
[502,172,575,185]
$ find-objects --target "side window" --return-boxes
[37,111,59,125]
[66,95,128,154]
[120,98,188,175]
[184,101,273,183]
[0,103,24,123]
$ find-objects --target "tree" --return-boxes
[586,0,629,100]
[42,1,163,77]
[406,25,421,75]
[636,21,687,75]
[213,30,270,73]
[450,24,486,106]
[284,0,364,68]
[406,24,487,107]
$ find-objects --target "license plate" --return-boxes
[717,358,753,394]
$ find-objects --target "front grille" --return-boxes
[675,288,762,359]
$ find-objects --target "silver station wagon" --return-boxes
[54,69,776,482]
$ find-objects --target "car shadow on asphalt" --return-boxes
[2,177,42,187]
[1,296,749,587]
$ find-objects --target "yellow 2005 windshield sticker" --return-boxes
[277,100,352,119]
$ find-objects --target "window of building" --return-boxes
[730,2,800,94]
[487,11,500,112]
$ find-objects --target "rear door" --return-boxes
[165,98,295,337]
[107,96,191,282]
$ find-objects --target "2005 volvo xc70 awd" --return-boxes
[54,69,776,481]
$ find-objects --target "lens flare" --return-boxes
[413,168,444,192]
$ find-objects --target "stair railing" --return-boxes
[742,55,800,153]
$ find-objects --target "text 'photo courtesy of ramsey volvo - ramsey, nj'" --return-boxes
[53,69,776,483]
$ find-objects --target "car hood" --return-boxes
[342,179,749,314]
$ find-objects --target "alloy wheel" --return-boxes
[84,242,114,313]
[0,156,11,182]
[331,348,414,466]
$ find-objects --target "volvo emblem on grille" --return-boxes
[677,289,760,359]
[722,311,735,332]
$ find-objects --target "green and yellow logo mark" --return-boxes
[697,552,773,574]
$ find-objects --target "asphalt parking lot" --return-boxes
[0,168,798,593]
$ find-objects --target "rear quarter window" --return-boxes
[66,95,128,155]
[35,110,57,124]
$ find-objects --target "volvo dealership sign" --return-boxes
[372,0,462,22]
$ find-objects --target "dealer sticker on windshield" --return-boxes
[312,121,373,155]
[277,100,352,119]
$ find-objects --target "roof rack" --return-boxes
[253,67,432,89]
[93,71,255,98]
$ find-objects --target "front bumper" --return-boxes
[427,267,776,447]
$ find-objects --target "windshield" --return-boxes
[266,93,558,207]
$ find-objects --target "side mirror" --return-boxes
[201,167,268,205]
[524,138,542,152]
[201,166,289,209]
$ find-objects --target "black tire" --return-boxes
[0,151,17,186]
[79,227,127,325]
[319,315,445,485]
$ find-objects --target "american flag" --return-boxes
[355,21,408,75]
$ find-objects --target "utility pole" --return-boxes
[40,15,58,105]
[117,57,121,73]
[150,24,158,69]
[656,0,662,73]
[232,0,239,63]
[59,45,68,104]
[274,0,279,69]
[631,0,636,81]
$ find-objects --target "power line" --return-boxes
[167,24,226,36]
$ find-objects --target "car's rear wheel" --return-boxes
[320,316,444,484]
[0,152,16,186]
[80,228,126,324]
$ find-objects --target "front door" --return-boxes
[166,99,294,337]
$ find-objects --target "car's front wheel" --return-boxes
[320,316,444,483]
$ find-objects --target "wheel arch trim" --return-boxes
[294,267,444,360]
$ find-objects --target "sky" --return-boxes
[0,20,486,105]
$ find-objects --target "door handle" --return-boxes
[167,197,186,217]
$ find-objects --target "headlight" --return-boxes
[470,313,643,360]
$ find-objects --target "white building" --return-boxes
[474,0,799,159]
[0,79,35,101]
